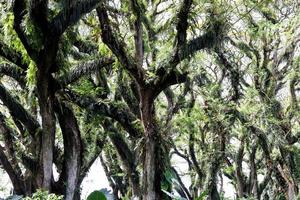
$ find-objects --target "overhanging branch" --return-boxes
[96,3,145,86]
[64,89,143,138]
[0,63,26,87]
[51,0,103,36]
[13,0,37,60]
[0,84,40,136]
[58,58,114,87]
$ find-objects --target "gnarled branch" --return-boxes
[51,0,102,36]
[58,58,114,87]
[0,83,40,136]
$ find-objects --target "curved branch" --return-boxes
[55,100,82,200]
[0,84,40,136]
[96,4,145,86]
[105,120,141,197]
[51,0,103,36]
[64,89,143,138]
[0,63,26,86]
[13,0,37,60]
[0,145,25,194]
[0,113,24,190]
[0,40,28,70]
[175,0,193,50]
[58,58,114,87]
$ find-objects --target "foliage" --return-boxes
[0,0,300,200]
[22,190,63,200]
[87,191,107,200]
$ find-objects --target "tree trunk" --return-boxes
[55,101,82,200]
[140,89,164,200]
[249,144,259,199]
[36,74,56,190]
[205,126,226,200]
[236,136,245,198]
[35,35,59,191]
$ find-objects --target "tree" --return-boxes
[1,0,300,200]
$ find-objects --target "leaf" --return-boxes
[195,190,208,200]
[87,191,107,200]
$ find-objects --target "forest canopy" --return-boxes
[0,0,300,200]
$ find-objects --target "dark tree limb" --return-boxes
[78,135,104,186]
[58,58,114,87]
[0,113,25,192]
[116,71,140,118]
[96,4,146,86]
[189,132,203,180]
[64,89,143,138]
[105,120,141,197]
[55,100,82,200]
[174,0,193,51]
[0,84,40,136]
[29,0,49,34]
[0,63,26,87]
[235,135,246,198]
[130,0,144,66]
[51,0,103,36]
[171,166,193,200]
[0,40,28,70]
[0,145,25,194]
[13,0,38,60]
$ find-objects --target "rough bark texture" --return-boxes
[140,89,163,200]
[106,124,141,197]
[55,101,82,200]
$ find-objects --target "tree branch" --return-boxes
[0,40,28,70]
[0,113,24,188]
[105,120,141,197]
[96,3,145,86]
[0,83,40,136]
[58,58,114,87]
[0,145,25,194]
[130,0,144,66]
[175,0,193,51]
[64,89,143,138]
[29,0,49,33]
[0,63,26,87]
[55,100,82,200]
[51,0,103,36]
[13,0,37,60]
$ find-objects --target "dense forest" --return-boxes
[0,0,300,199]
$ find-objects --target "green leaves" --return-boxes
[26,60,37,88]
[22,190,63,200]
[87,191,107,200]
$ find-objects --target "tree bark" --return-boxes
[140,89,164,200]
[205,126,226,200]
[0,145,25,194]
[35,38,59,190]
[55,101,82,200]
[108,129,141,197]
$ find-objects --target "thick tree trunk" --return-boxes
[205,127,226,200]
[143,135,163,200]
[56,101,82,200]
[35,36,59,191]
[36,75,56,190]
[140,89,164,200]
